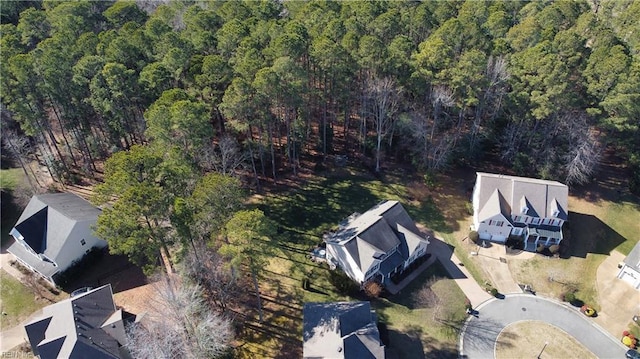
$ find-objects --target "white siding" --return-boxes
[617,265,640,289]
[477,213,512,240]
[55,220,107,271]
[471,183,481,230]
[326,243,365,283]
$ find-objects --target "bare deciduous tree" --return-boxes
[413,276,452,324]
[126,277,233,359]
[181,246,240,311]
[562,115,601,185]
[363,76,401,172]
[470,56,510,152]
[406,109,455,171]
[1,114,41,191]
[199,135,246,176]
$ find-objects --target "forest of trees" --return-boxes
[1,1,638,356]
[2,0,639,191]
[2,0,639,278]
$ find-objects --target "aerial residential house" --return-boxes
[8,193,107,285]
[303,301,385,359]
[324,200,430,288]
[24,284,130,359]
[617,242,640,290]
[471,172,569,252]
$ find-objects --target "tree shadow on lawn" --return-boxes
[260,177,382,236]
[386,259,456,310]
[406,196,452,234]
[570,145,640,205]
[385,324,460,359]
[386,326,427,359]
[565,212,627,258]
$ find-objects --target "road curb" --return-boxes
[458,293,628,358]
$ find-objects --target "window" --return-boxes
[532,218,540,225]
[514,216,523,223]
[81,239,86,246]
[495,221,504,227]
[85,249,90,254]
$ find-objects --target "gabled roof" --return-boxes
[475,173,568,222]
[303,302,385,359]
[478,189,511,220]
[325,201,427,276]
[7,193,102,277]
[623,242,640,272]
[25,284,126,359]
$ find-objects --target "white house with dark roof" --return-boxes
[471,172,569,252]
[24,284,129,359]
[324,200,430,287]
[303,301,385,359]
[8,193,107,285]
[617,242,640,289]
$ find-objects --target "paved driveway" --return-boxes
[460,295,628,359]
[595,250,640,337]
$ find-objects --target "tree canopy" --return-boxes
[2,0,640,273]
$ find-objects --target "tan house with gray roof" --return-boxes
[471,173,568,252]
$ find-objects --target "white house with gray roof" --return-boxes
[471,172,568,252]
[324,200,429,287]
[8,193,107,285]
[617,242,640,289]
[303,301,385,359]
[24,284,129,359]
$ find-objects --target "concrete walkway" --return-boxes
[460,294,628,358]
[427,237,493,308]
[1,237,26,282]
[1,238,38,351]
[0,309,42,352]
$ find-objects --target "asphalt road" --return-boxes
[460,294,628,359]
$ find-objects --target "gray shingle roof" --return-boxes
[475,173,568,221]
[8,193,102,278]
[325,201,427,276]
[623,242,640,271]
[303,302,385,359]
[24,284,126,359]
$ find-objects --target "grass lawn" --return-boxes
[374,260,467,358]
[1,168,27,248]
[0,269,45,329]
[508,194,640,309]
[0,168,24,192]
[234,166,469,358]
[495,321,596,359]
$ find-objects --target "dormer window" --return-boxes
[552,209,559,217]
[521,206,529,215]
